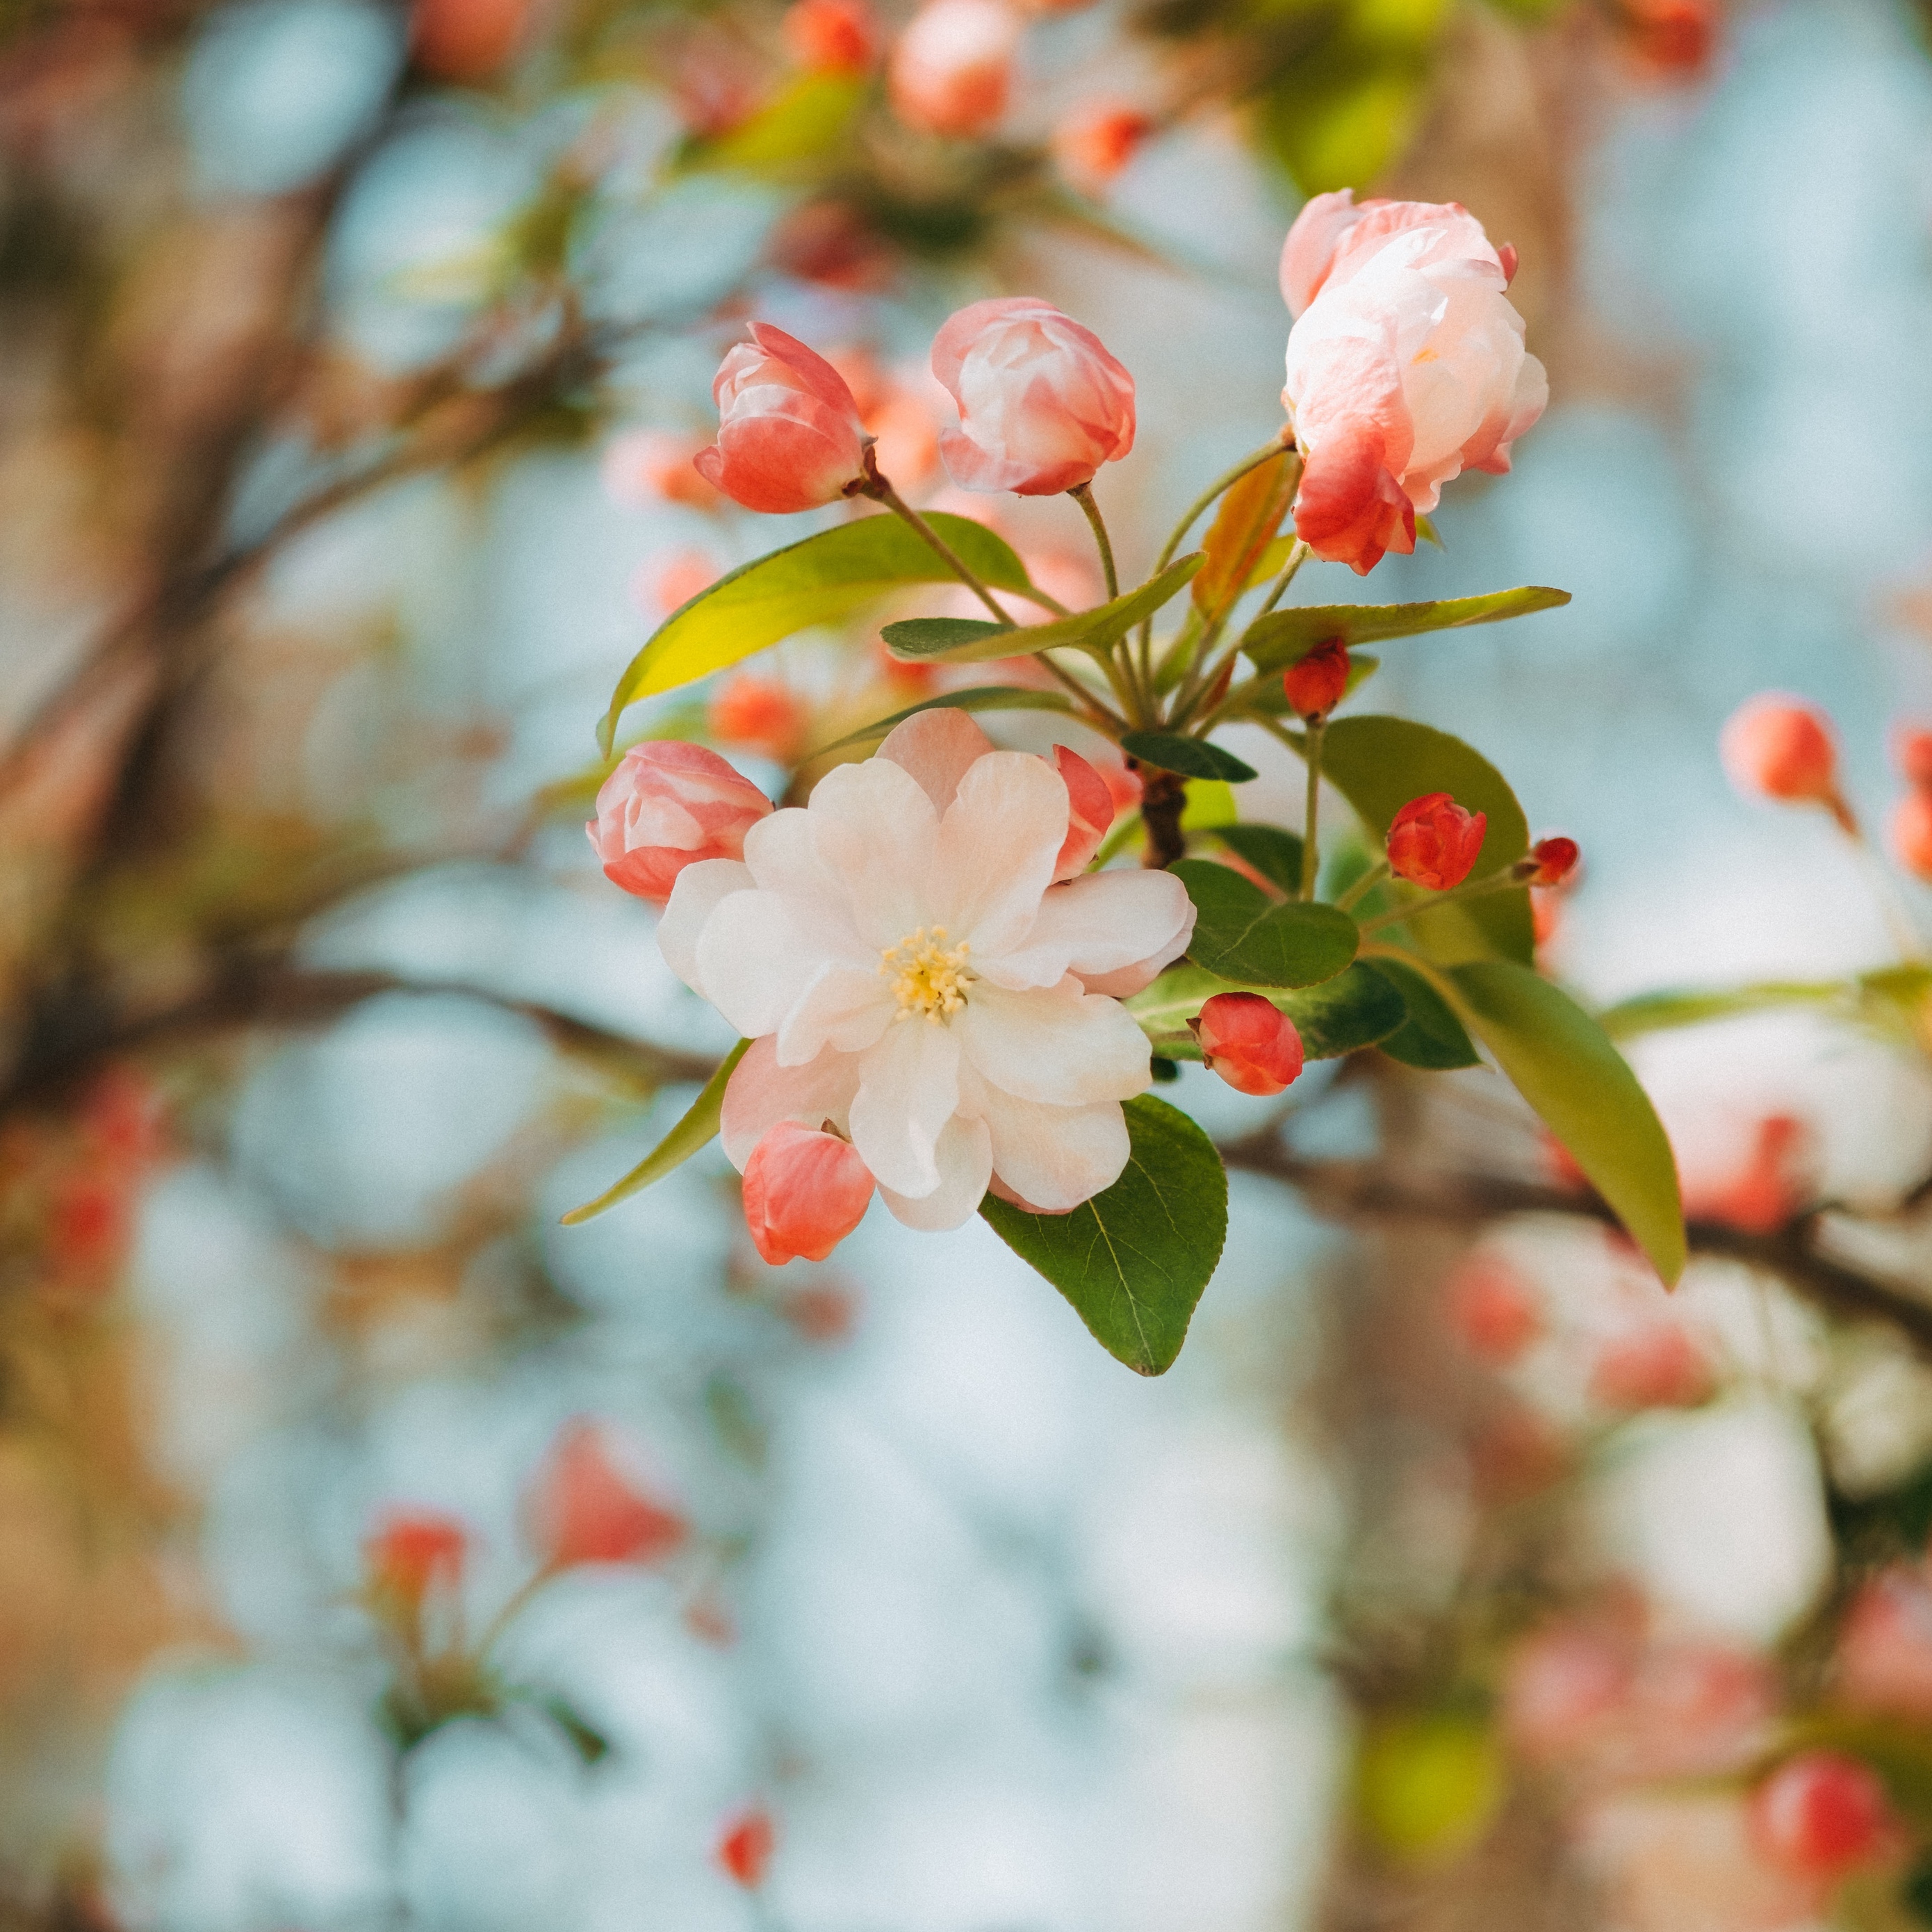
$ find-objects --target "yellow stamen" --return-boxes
[880,924,974,1022]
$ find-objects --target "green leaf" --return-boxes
[979,1094,1227,1375]
[807,685,1075,759]
[1596,981,1846,1041]
[1128,963,1404,1061]
[560,1042,749,1224]
[1180,779,1238,831]
[1416,513,1443,550]
[1318,715,1533,965]
[1171,859,1359,987]
[1239,586,1571,675]
[535,1695,612,1765]
[1212,822,1304,894]
[1363,956,1480,1069]
[1445,960,1685,1285]
[1122,732,1259,783]
[600,513,1034,752]
[681,72,868,174]
[883,554,1204,664]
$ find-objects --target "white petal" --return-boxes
[849,1017,960,1197]
[958,978,1152,1106]
[877,709,994,812]
[741,804,831,896]
[984,869,1196,990]
[974,1081,1129,1212]
[719,1037,862,1169]
[808,757,940,949]
[878,1112,992,1231]
[776,960,894,1065]
[696,889,854,1042]
[932,751,1065,959]
[657,859,753,997]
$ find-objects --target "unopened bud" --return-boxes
[717,1808,776,1888]
[1721,694,1841,808]
[1896,725,1932,790]
[365,1510,468,1610]
[529,1419,686,1569]
[1189,991,1304,1096]
[1388,792,1487,890]
[1282,638,1350,721]
[1894,791,1932,883]
[742,1121,875,1264]
[1748,1751,1899,1880]
[1513,835,1579,887]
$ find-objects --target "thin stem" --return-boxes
[1335,860,1390,913]
[1152,435,1291,578]
[1038,652,1129,733]
[1252,538,1311,621]
[1300,717,1325,901]
[1356,868,1526,935]
[1837,806,1925,963]
[1070,482,1119,600]
[865,464,1013,628]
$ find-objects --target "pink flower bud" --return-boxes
[1720,694,1840,807]
[783,0,877,71]
[1893,789,1932,882]
[588,742,771,904]
[1189,992,1304,1096]
[1838,1568,1932,1721]
[742,1122,875,1264]
[1443,1253,1541,1364]
[600,429,721,510]
[1895,724,1932,789]
[887,0,1018,138]
[1386,792,1487,890]
[931,297,1136,496]
[1504,1624,1631,1760]
[1051,744,1114,881]
[1282,638,1350,720]
[1518,835,1578,887]
[632,546,720,616]
[717,1808,776,1888]
[1589,1323,1712,1411]
[1051,104,1155,194]
[365,1509,468,1609]
[530,1418,686,1568]
[709,676,807,761]
[695,323,871,514]
[1748,1752,1899,1880]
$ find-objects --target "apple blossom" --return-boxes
[1190,992,1304,1096]
[1443,1252,1541,1364]
[931,297,1136,496]
[1281,193,1547,574]
[1894,723,1932,788]
[1839,1567,1932,1721]
[783,0,876,72]
[709,676,807,760]
[366,1509,468,1610]
[696,323,871,514]
[717,1808,776,1888]
[601,429,721,510]
[1518,834,1579,886]
[656,710,1194,1236]
[1589,1323,1712,1410]
[887,0,1018,138]
[529,1419,686,1567]
[588,741,772,903]
[1052,104,1155,193]
[1748,1751,1899,1880]
[1387,791,1487,889]
[1720,695,1844,812]
[1893,789,1932,881]
[741,1121,876,1263]
[1283,638,1350,721]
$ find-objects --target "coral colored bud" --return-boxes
[888,0,1019,138]
[742,1122,875,1264]
[1684,1114,1811,1235]
[1721,694,1841,807]
[1589,1323,1712,1411]
[1895,725,1932,789]
[411,0,527,81]
[1282,638,1350,720]
[589,742,771,903]
[709,677,807,761]
[1839,1569,1932,1721]
[366,1510,468,1607]
[1189,992,1304,1096]
[49,1175,128,1275]
[1893,789,1932,882]
[717,1808,776,1888]
[931,297,1136,496]
[696,323,871,514]
[1748,1751,1899,1880]
[1443,1254,1541,1365]
[601,430,721,511]
[530,1419,686,1568]
[783,0,877,71]
[1624,0,1714,76]
[634,546,719,616]
[1386,792,1487,890]
[1051,104,1155,193]
[1516,835,1578,887]
[1051,744,1115,881]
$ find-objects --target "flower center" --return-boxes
[880,925,974,1022]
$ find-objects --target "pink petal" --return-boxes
[876,708,995,812]
[721,1037,862,1168]
[932,750,1067,958]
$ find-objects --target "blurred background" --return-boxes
[8,0,1932,1922]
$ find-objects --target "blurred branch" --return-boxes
[1221,1130,1932,1359]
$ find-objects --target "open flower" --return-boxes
[657,710,1194,1233]
[1281,193,1547,574]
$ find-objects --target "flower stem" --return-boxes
[1355,867,1527,935]
[864,460,1013,628]
[1300,717,1325,899]
[1252,537,1311,620]
[1070,482,1119,600]
[1151,434,1291,578]
[1334,858,1390,912]
[1837,806,1926,963]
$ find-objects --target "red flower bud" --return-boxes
[1748,1751,1899,1880]
[1518,835,1578,887]
[1282,639,1350,721]
[709,676,807,761]
[588,741,771,905]
[1386,792,1487,890]
[696,323,871,514]
[1051,104,1155,194]
[783,0,877,72]
[1893,789,1932,882]
[529,1419,686,1569]
[1721,694,1840,807]
[1189,992,1304,1096]
[742,1122,875,1264]
[717,1808,776,1888]
[1895,724,1932,790]
[366,1510,468,1610]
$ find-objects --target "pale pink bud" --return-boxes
[783,0,877,72]
[1893,790,1932,881]
[1051,104,1155,194]
[1504,1624,1630,1760]
[1189,992,1304,1096]
[600,429,721,510]
[1748,1751,1899,1880]
[1282,638,1350,720]
[1840,1569,1932,1721]
[931,297,1136,496]
[717,1808,776,1888]
[1894,724,1932,789]
[588,741,771,904]
[742,1122,875,1264]
[887,0,1018,138]
[709,676,807,761]
[1386,791,1487,889]
[696,322,871,514]
[365,1509,468,1610]
[1720,694,1841,806]
[1051,744,1114,880]
[1589,1323,1712,1411]
[530,1418,686,1568]
[1443,1253,1541,1364]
